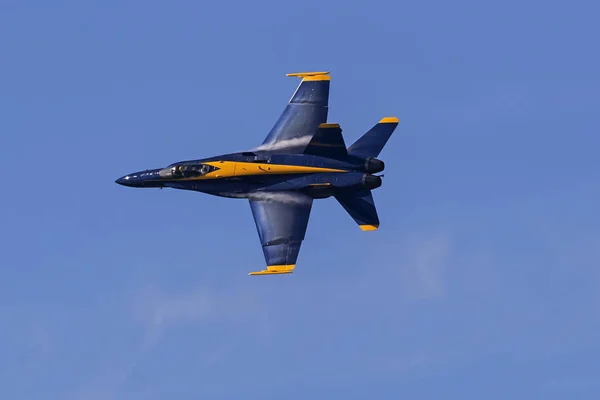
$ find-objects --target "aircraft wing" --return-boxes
[259,72,330,153]
[248,192,313,275]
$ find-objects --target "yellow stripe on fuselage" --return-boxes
[179,161,347,180]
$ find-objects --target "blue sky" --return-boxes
[1,0,599,399]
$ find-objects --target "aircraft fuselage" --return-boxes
[115,151,384,199]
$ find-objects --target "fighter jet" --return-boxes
[115,72,398,275]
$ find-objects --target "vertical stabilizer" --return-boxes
[347,117,399,158]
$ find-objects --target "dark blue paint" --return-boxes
[116,75,398,270]
[335,190,380,227]
[304,124,348,159]
[347,120,399,158]
[261,79,330,152]
[250,194,312,266]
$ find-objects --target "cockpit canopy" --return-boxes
[158,163,217,179]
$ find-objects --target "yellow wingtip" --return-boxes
[286,71,330,77]
[360,224,379,231]
[249,264,296,276]
[286,71,330,81]
[379,117,399,124]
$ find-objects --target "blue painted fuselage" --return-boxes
[115,151,383,199]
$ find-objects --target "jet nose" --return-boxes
[115,175,132,186]
[115,169,163,188]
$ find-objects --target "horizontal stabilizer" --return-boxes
[303,123,348,158]
[335,189,380,231]
[347,117,399,158]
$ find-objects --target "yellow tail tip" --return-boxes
[379,117,399,123]
[286,71,330,81]
[359,224,379,231]
[249,264,296,275]
[286,71,330,77]
[318,123,340,128]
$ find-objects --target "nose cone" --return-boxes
[115,169,163,188]
[115,175,134,187]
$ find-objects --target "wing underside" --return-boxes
[248,192,313,275]
[260,72,330,153]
